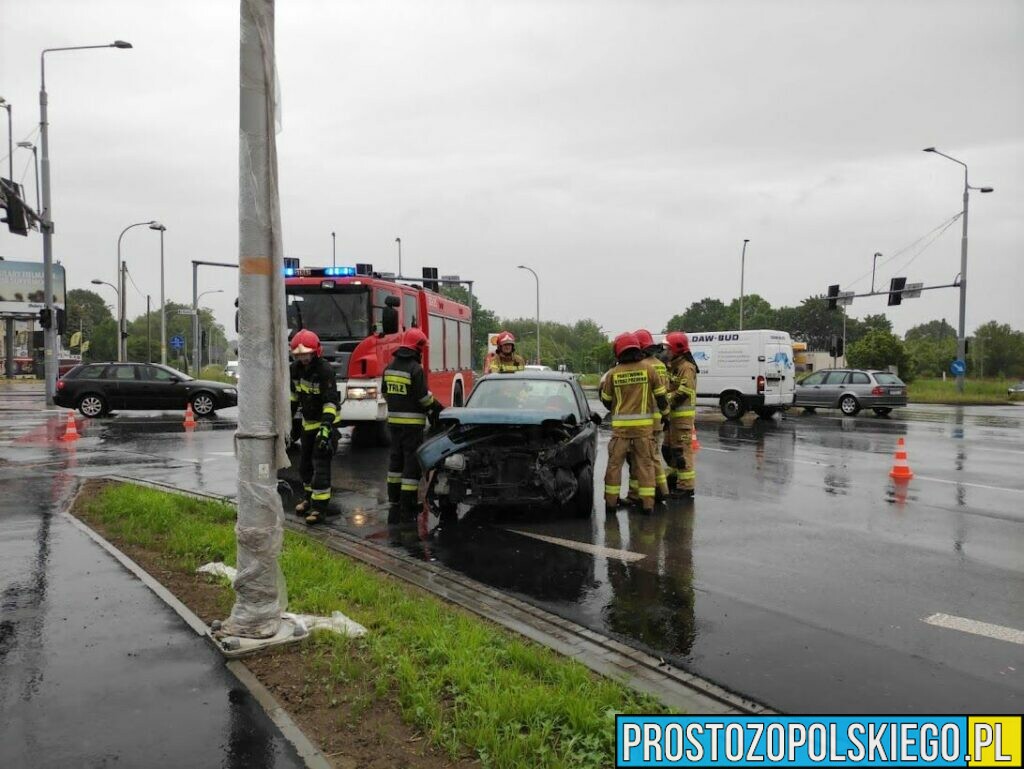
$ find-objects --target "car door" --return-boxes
[821,370,851,407]
[796,370,827,405]
[105,364,142,408]
[139,364,182,408]
[846,371,872,400]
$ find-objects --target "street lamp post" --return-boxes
[148,222,167,364]
[395,237,402,277]
[739,239,750,330]
[0,97,12,180]
[923,148,994,394]
[91,278,119,359]
[517,265,541,364]
[16,142,41,213]
[40,40,132,402]
[331,231,336,268]
[116,220,159,361]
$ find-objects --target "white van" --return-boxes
[655,330,796,420]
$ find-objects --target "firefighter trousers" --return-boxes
[387,423,424,514]
[299,428,333,513]
[628,430,669,500]
[605,434,657,512]
[667,417,696,491]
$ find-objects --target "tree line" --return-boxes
[64,288,230,370]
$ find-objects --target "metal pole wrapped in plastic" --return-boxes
[221,0,291,638]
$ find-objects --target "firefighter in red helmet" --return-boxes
[599,332,669,514]
[625,329,671,504]
[488,331,526,373]
[289,329,341,524]
[384,328,443,520]
[664,331,698,497]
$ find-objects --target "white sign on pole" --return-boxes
[838,291,855,306]
[177,308,197,316]
[902,282,924,299]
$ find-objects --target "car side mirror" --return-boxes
[382,306,399,335]
[590,412,603,425]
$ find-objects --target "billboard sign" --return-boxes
[0,260,67,315]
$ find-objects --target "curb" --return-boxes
[102,474,770,715]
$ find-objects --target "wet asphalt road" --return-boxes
[0,415,303,768]
[1,401,1021,715]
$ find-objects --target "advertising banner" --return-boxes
[0,260,67,315]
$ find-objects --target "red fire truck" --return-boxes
[285,266,473,445]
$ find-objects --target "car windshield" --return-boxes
[873,372,903,385]
[468,378,580,417]
[286,286,370,341]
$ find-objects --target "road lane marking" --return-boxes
[922,613,1024,646]
[505,529,646,562]
[915,475,1024,495]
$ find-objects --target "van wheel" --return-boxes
[720,393,746,420]
[838,394,860,416]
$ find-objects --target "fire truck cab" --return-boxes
[285,266,473,445]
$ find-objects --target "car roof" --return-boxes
[477,371,577,382]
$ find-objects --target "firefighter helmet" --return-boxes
[634,328,658,351]
[290,329,322,356]
[665,331,690,355]
[496,331,516,350]
[613,332,641,359]
[400,328,429,355]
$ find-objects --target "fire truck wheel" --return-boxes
[353,421,389,448]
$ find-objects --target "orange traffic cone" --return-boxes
[889,437,914,480]
[183,403,197,429]
[58,412,80,442]
[690,424,701,452]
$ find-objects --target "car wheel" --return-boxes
[191,392,216,416]
[873,407,893,416]
[720,393,746,420]
[568,465,594,518]
[78,393,107,418]
[839,394,860,416]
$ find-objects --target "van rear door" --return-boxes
[762,342,793,404]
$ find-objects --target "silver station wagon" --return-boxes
[795,369,908,416]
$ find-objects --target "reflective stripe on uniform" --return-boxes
[671,408,696,418]
[628,479,639,490]
[311,489,331,501]
[400,478,419,492]
[388,411,427,425]
[611,412,654,428]
[383,370,412,382]
[604,484,620,496]
[321,402,338,417]
[419,392,436,407]
[302,420,322,431]
[678,470,696,480]
[387,472,402,484]
[638,486,655,498]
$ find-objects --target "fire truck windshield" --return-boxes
[286,286,371,341]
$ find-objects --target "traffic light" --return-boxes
[56,308,67,336]
[888,277,907,306]
[827,284,840,311]
[38,308,52,329]
[422,266,439,292]
[835,335,844,358]
[1,178,29,236]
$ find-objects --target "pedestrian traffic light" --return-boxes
[1,178,29,236]
[888,277,907,306]
[827,284,840,311]
[835,336,844,357]
[38,307,52,329]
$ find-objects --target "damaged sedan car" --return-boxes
[417,371,600,518]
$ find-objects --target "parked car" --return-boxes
[794,369,907,416]
[1008,381,1024,398]
[55,362,238,417]
[417,371,600,518]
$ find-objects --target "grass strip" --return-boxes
[908,377,1018,405]
[77,482,666,769]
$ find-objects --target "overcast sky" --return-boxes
[2,0,1021,341]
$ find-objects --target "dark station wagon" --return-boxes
[55,362,238,417]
